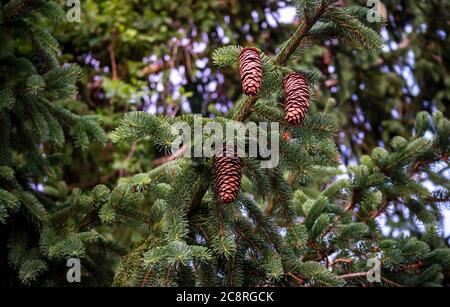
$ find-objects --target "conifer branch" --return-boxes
[189,1,331,212]
[3,0,449,288]
[338,272,406,288]
[232,1,329,122]
[337,271,367,279]
[274,2,328,65]
[287,272,305,285]
[4,0,32,20]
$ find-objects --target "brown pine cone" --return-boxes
[213,145,243,203]
[283,73,310,126]
[239,47,262,96]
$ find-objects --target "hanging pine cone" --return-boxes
[213,145,242,203]
[282,131,292,142]
[283,73,310,126]
[239,47,262,96]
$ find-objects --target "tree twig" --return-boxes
[232,1,328,122]
[119,141,137,177]
[152,144,188,167]
[108,29,118,81]
[4,0,31,19]
[331,258,353,268]
[338,272,406,287]
[338,272,367,279]
[189,1,331,214]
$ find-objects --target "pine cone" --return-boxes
[213,146,242,203]
[283,73,310,126]
[239,47,262,96]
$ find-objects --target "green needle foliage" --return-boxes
[108,1,450,287]
[0,0,449,287]
[0,0,112,286]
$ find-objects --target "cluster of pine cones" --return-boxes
[214,47,311,203]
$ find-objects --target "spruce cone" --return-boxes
[213,146,242,203]
[239,47,262,96]
[283,73,310,126]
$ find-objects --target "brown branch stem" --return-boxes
[338,272,367,279]
[5,0,31,19]
[287,272,305,285]
[152,144,188,167]
[108,30,118,81]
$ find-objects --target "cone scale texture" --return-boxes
[213,146,243,203]
[283,73,310,126]
[239,47,262,96]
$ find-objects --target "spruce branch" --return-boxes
[3,0,32,20]
[232,1,329,122]
[324,6,383,52]
[189,1,332,211]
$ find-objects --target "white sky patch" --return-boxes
[147,104,156,115]
[148,72,163,83]
[334,164,350,181]
[381,28,389,41]
[32,183,45,192]
[402,65,420,96]
[423,130,434,140]
[420,23,427,33]
[277,6,297,24]
[391,109,400,119]
[216,26,225,39]
[182,97,192,113]
[377,214,390,236]
[193,41,207,54]
[437,30,447,40]
[156,82,164,92]
[222,36,230,44]
[181,37,190,46]
[381,28,401,52]
[251,10,259,23]
[206,81,217,92]
[405,24,413,34]
[443,210,450,236]
[406,50,415,66]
